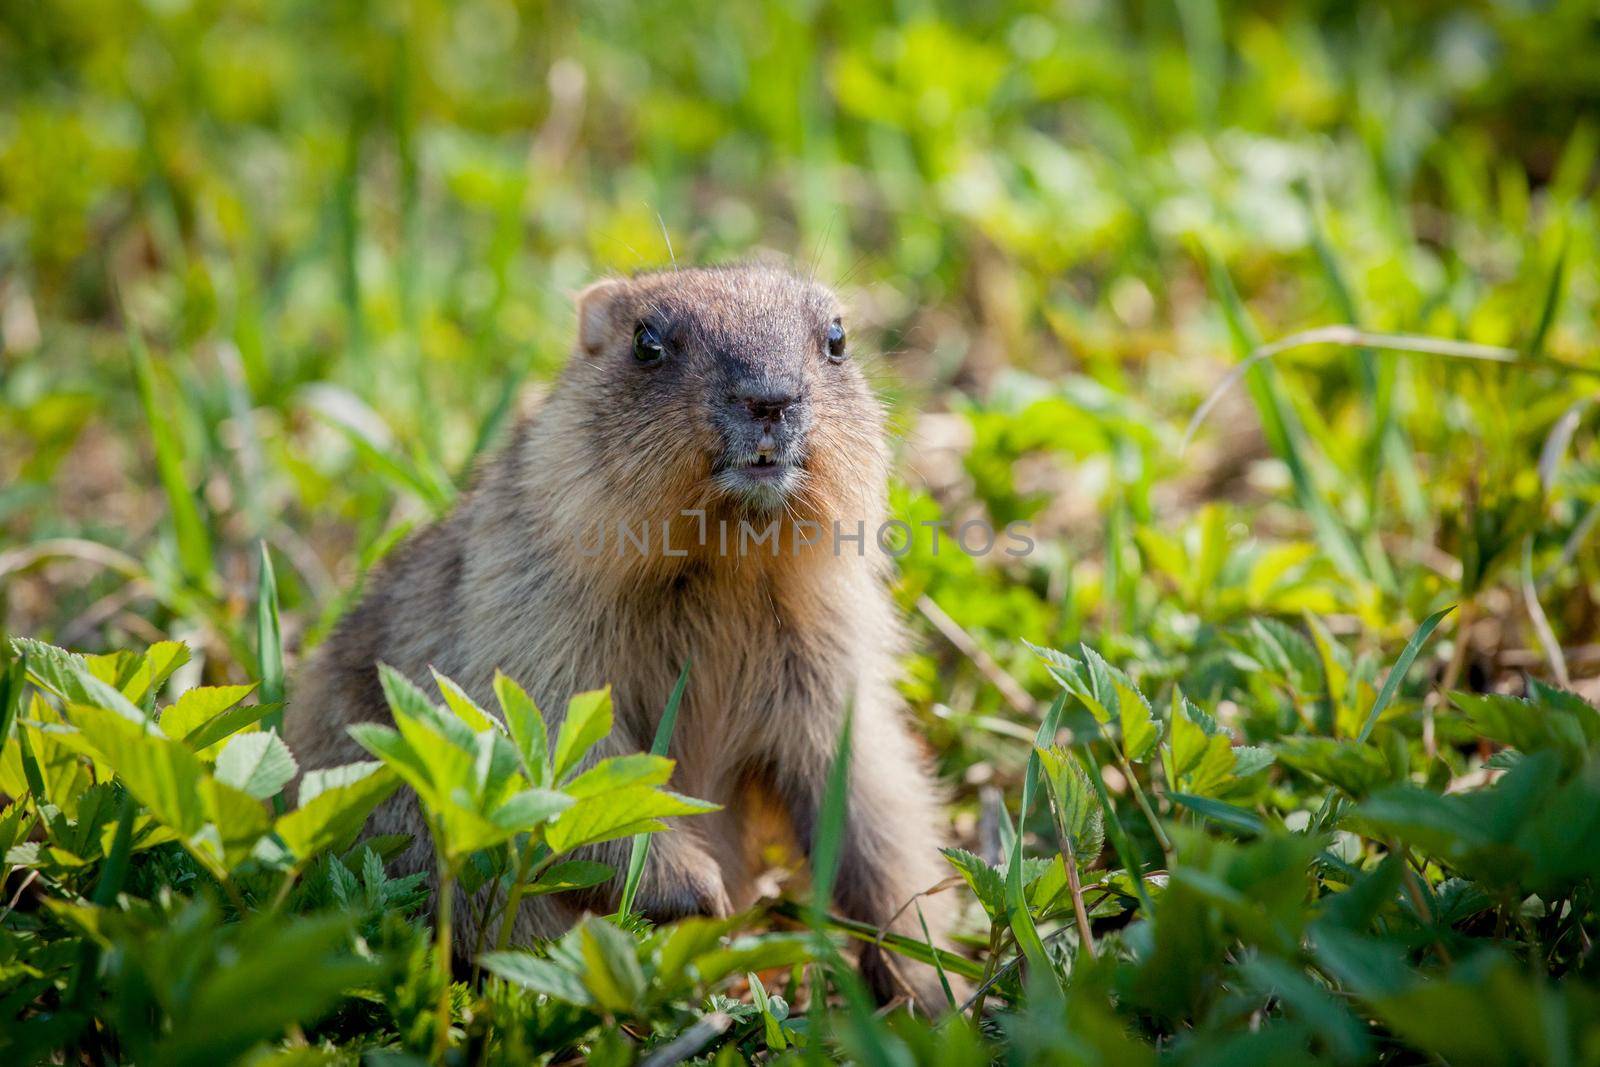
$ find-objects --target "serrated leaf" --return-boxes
[1168,690,1236,796]
[1023,639,1084,693]
[276,763,398,863]
[489,788,573,831]
[578,917,646,1014]
[528,860,614,895]
[941,846,1005,919]
[433,669,501,735]
[378,664,474,752]
[552,687,613,782]
[564,754,673,799]
[1035,746,1104,864]
[545,787,719,854]
[160,685,256,744]
[1231,746,1276,778]
[182,701,280,757]
[14,638,146,722]
[215,731,298,800]
[493,671,550,788]
[1277,737,1396,799]
[481,951,594,1006]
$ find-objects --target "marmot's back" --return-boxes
[286,517,468,772]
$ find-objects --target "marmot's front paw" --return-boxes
[636,864,733,922]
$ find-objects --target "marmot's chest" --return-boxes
[621,569,856,760]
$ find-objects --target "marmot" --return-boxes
[285,263,962,1009]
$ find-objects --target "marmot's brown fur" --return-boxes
[285,263,962,1009]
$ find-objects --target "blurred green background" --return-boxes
[7,3,1600,1061]
[2,0,1598,714]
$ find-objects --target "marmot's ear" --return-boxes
[575,278,624,353]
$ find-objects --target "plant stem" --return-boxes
[269,865,301,913]
[433,852,455,1064]
[494,847,550,953]
[970,923,1005,1018]
[470,861,506,985]
[1047,806,1098,959]
[1112,743,1175,862]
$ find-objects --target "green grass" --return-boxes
[3,1,1600,1063]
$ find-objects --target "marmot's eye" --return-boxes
[633,322,665,363]
[826,319,847,363]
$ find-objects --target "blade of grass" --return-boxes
[128,318,215,596]
[1198,250,1369,582]
[768,899,985,982]
[1356,606,1452,743]
[256,542,285,719]
[1183,325,1567,455]
[336,109,368,387]
[1528,230,1569,361]
[1313,607,1453,834]
[617,658,691,918]
[1005,694,1065,983]
[914,902,957,1009]
[1302,188,1409,579]
[256,542,286,811]
[810,702,852,930]
[806,701,882,1038]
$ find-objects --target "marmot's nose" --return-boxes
[735,385,798,423]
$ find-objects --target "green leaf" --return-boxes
[215,731,298,800]
[276,763,399,863]
[73,706,208,837]
[1169,792,1267,836]
[13,638,146,722]
[349,723,435,804]
[1168,690,1236,796]
[1035,746,1105,864]
[696,933,823,991]
[256,543,284,730]
[433,669,500,735]
[182,701,281,756]
[1022,639,1084,693]
[489,788,573,831]
[493,671,550,788]
[122,641,191,707]
[1101,661,1159,763]
[159,685,256,745]
[552,687,613,782]
[578,917,647,1014]
[941,846,1005,919]
[1451,690,1600,765]
[809,704,853,928]
[480,951,595,1007]
[564,754,674,799]
[1277,737,1398,799]
[1007,693,1064,982]
[1231,746,1276,778]
[378,664,474,751]
[750,971,788,1050]
[544,787,718,854]
[528,860,614,895]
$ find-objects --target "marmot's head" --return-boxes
[565,264,887,522]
